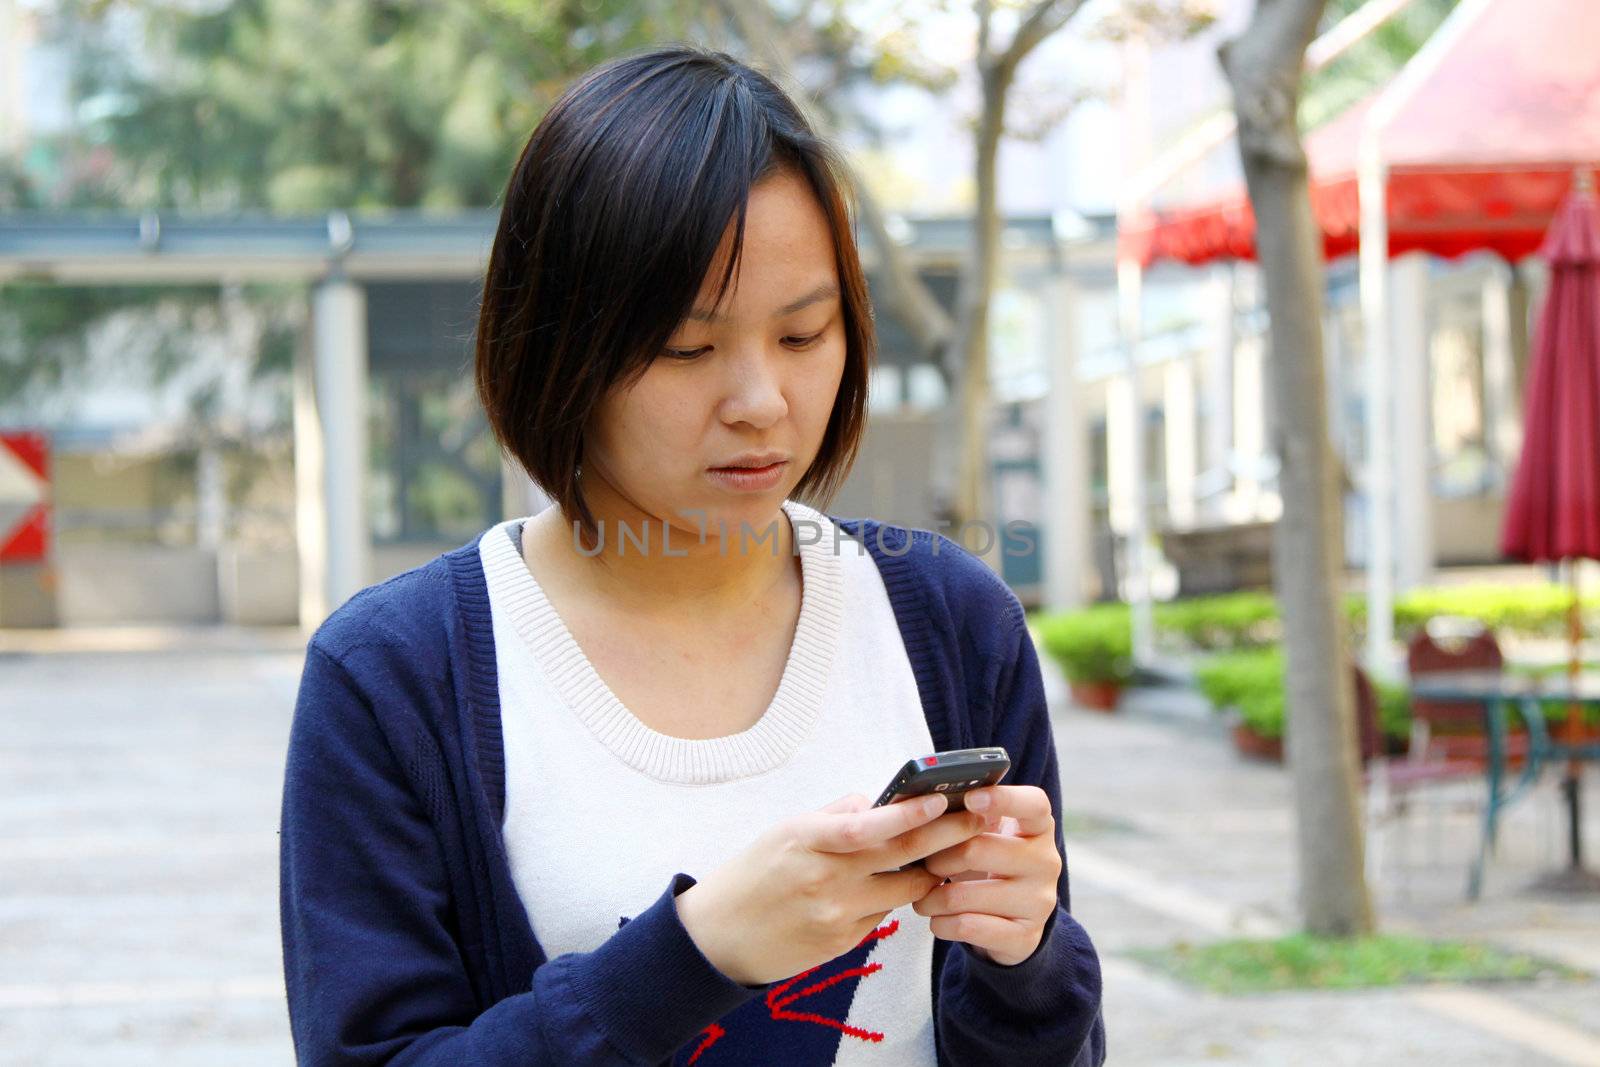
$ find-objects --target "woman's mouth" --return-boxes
[707,460,787,492]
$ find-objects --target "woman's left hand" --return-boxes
[911,784,1062,967]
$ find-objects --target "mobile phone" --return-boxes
[872,747,1011,813]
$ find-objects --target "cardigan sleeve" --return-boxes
[932,607,1108,1066]
[279,641,766,1066]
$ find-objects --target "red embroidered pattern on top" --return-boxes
[685,919,901,1064]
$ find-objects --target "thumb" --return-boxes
[820,792,869,815]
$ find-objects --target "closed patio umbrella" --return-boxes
[1500,170,1600,894]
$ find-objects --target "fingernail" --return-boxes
[922,796,946,817]
[966,791,990,811]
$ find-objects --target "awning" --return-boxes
[1119,0,1600,268]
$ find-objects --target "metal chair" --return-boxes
[1406,627,1528,770]
[1407,624,1568,885]
[1356,663,1485,900]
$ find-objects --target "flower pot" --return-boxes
[1070,680,1124,712]
[1230,722,1284,762]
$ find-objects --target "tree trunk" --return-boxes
[1220,0,1375,936]
[950,59,1006,560]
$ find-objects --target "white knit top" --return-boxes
[478,498,938,1064]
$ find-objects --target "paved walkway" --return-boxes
[0,644,297,1066]
[1,635,1597,1064]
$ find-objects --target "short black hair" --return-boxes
[475,44,876,540]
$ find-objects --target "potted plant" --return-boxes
[1196,647,1414,762]
[1037,605,1134,712]
[1231,689,1287,762]
[1196,649,1288,761]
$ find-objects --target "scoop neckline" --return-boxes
[479,498,845,784]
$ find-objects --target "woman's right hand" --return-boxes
[673,791,991,986]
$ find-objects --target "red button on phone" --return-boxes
[923,756,938,766]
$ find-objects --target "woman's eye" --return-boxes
[662,333,823,360]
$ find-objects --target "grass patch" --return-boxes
[1127,933,1587,994]
[1059,810,1143,836]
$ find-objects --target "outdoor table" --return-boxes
[1407,670,1600,900]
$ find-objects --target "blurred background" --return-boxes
[4,0,1599,1063]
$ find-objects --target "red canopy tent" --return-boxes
[1113,0,1600,670]
[1119,0,1600,270]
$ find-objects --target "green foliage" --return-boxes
[1158,586,1582,655]
[1304,0,1457,129]
[1193,647,1290,738]
[1392,585,1579,639]
[1194,647,1282,714]
[1374,678,1412,740]
[1193,641,1600,738]
[1153,592,1280,650]
[1193,647,1414,742]
[50,0,973,214]
[1129,933,1583,995]
[62,0,691,213]
[1035,605,1135,686]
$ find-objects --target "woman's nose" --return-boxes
[718,348,788,428]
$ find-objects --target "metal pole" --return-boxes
[1359,137,1395,677]
[1118,257,1156,664]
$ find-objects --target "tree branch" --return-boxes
[711,0,955,365]
[995,0,1090,86]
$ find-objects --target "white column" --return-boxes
[1163,356,1198,529]
[1359,142,1395,676]
[1115,30,1155,664]
[1323,301,1346,459]
[1116,257,1155,663]
[1043,274,1089,610]
[1232,333,1266,522]
[294,274,370,632]
[1203,264,1236,522]
[1481,259,1520,482]
[1390,252,1432,591]
[1106,376,1136,535]
[195,443,224,552]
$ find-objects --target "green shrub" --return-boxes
[1392,584,1577,638]
[1194,648,1288,737]
[1148,585,1578,653]
[1035,605,1134,686]
[1153,592,1281,650]
[1194,648,1282,712]
[1193,647,1413,742]
[1375,679,1412,740]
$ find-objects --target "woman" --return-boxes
[279,44,1105,1067]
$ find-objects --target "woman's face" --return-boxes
[582,167,848,546]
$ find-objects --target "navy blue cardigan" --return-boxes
[279,516,1107,1065]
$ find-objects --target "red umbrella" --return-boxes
[1500,169,1600,893]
